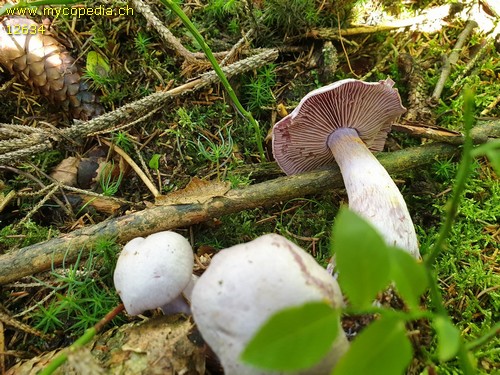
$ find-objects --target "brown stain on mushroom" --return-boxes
[272,238,338,304]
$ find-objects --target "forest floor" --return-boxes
[0,0,499,374]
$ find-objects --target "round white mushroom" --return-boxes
[272,78,421,259]
[113,231,194,316]
[191,234,348,375]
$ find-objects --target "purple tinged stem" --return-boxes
[327,128,420,259]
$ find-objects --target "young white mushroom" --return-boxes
[191,234,348,375]
[113,231,195,316]
[272,78,420,259]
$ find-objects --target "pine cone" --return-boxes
[0,16,104,120]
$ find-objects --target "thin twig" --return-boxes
[132,140,156,192]
[220,27,255,67]
[131,0,197,63]
[15,184,59,228]
[0,306,51,340]
[451,23,500,90]
[61,184,133,205]
[432,20,478,102]
[337,11,358,78]
[101,139,160,198]
[480,94,500,116]
[0,166,73,218]
[0,189,15,213]
[88,111,157,136]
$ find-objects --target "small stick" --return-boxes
[337,11,358,78]
[450,39,489,90]
[15,184,59,228]
[131,0,198,63]
[0,189,15,213]
[0,306,51,340]
[88,111,157,136]
[100,139,160,198]
[0,166,73,218]
[392,123,463,144]
[480,94,500,116]
[432,20,478,102]
[220,27,255,67]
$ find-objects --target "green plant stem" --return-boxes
[425,271,448,316]
[423,89,476,374]
[466,321,500,351]
[38,328,97,375]
[38,304,124,375]
[457,340,476,374]
[425,90,474,315]
[160,0,266,161]
[343,306,434,322]
[425,89,475,267]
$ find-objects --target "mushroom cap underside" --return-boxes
[272,78,406,175]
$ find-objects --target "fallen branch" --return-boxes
[393,123,463,144]
[307,4,459,40]
[1,119,499,284]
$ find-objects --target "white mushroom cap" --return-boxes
[191,234,348,375]
[272,78,405,175]
[113,231,194,316]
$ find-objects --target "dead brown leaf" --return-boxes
[7,315,205,375]
[156,177,230,206]
[50,157,80,187]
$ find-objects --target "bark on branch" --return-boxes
[0,120,499,284]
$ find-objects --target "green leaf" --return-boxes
[241,302,341,372]
[433,316,461,361]
[388,247,428,310]
[86,51,110,78]
[148,154,161,170]
[471,140,500,176]
[485,148,500,176]
[333,316,412,375]
[332,208,392,309]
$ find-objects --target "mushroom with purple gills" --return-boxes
[272,78,421,260]
[113,231,196,316]
[191,233,349,375]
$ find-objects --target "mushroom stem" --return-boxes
[327,127,420,259]
[161,274,198,315]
